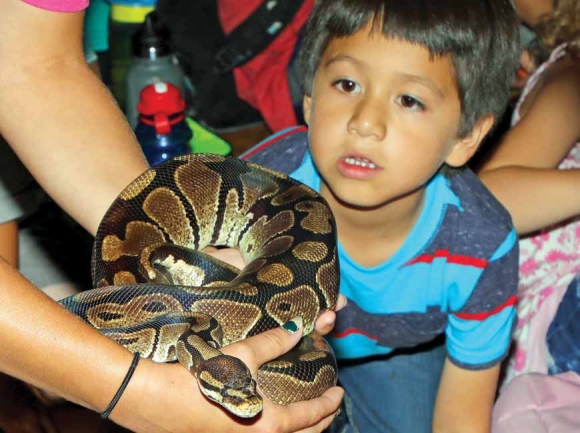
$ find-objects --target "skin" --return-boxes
[0,221,47,431]
[513,0,554,26]
[303,25,500,432]
[303,27,493,266]
[0,1,344,431]
[479,56,580,235]
[0,220,18,267]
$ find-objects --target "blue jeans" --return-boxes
[547,272,580,375]
[326,338,446,433]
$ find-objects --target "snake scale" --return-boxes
[60,153,339,418]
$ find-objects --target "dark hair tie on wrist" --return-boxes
[101,352,141,420]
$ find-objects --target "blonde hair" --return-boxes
[535,0,580,59]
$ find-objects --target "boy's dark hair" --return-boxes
[298,0,521,137]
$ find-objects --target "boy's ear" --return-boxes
[445,114,495,167]
[302,94,313,125]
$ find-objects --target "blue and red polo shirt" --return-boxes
[242,126,518,370]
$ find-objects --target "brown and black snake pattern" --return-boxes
[60,154,339,418]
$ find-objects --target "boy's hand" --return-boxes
[203,246,347,335]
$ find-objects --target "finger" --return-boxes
[273,386,344,433]
[222,317,304,369]
[314,310,336,335]
[298,412,339,433]
[315,293,348,334]
[335,294,347,311]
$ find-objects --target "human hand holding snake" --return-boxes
[110,321,344,433]
[60,154,343,420]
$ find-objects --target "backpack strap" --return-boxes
[194,0,306,117]
[213,0,306,74]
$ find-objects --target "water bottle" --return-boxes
[108,0,157,111]
[125,11,187,129]
[134,82,193,167]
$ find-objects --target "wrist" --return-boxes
[101,352,141,419]
[105,357,157,429]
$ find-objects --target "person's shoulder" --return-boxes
[449,168,513,231]
[543,51,580,86]
[434,169,516,259]
[518,49,580,119]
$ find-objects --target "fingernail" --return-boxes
[282,316,303,334]
[334,408,342,418]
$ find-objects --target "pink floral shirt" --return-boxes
[501,44,580,389]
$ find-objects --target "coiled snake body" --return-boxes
[60,154,339,418]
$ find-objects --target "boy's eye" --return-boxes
[333,79,361,94]
[397,95,425,111]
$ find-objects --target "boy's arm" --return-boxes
[432,359,500,433]
[433,222,518,433]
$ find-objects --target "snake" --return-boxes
[59,153,339,418]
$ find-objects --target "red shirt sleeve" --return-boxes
[21,0,88,12]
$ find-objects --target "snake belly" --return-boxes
[59,153,339,418]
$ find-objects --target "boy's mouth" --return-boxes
[337,155,382,179]
[343,156,377,169]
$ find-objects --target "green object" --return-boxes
[282,317,302,334]
[111,4,155,23]
[187,118,232,156]
[84,0,111,52]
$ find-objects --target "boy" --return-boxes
[241,0,521,431]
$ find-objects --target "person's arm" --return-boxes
[0,0,149,236]
[0,256,343,432]
[432,360,500,433]
[0,220,19,267]
[479,60,580,235]
[0,2,344,431]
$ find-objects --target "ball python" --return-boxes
[60,153,339,418]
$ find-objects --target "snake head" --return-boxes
[197,355,263,418]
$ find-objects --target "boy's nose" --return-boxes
[347,97,387,141]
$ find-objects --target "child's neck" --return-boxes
[321,185,426,267]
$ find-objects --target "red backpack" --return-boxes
[155,0,312,133]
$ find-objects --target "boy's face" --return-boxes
[303,26,485,209]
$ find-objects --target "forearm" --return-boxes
[0,3,148,236]
[433,421,490,433]
[433,360,498,433]
[433,388,492,433]
[480,166,580,235]
[0,65,148,236]
[0,257,137,412]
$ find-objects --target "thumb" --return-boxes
[221,317,304,373]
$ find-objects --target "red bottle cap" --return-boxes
[137,82,186,134]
